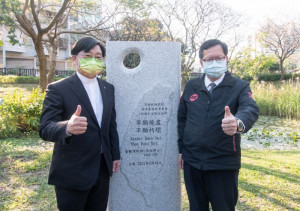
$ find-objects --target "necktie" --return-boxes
[209,83,216,95]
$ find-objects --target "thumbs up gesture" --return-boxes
[66,105,88,135]
[221,106,237,136]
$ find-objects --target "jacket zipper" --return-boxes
[233,136,236,151]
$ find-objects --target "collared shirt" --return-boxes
[77,72,103,127]
[204,72,225,92]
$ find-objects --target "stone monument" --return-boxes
[107,41,181,211]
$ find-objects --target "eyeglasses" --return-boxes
[77,54,104,61]
[202,56,226,65]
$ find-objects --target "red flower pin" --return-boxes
[248,92,253,99]
[190,94,198,102]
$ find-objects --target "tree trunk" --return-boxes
[280,59,285,80]
[47,40,58,84]
[34,38,48,92]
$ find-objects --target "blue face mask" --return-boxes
[203,60,227,78]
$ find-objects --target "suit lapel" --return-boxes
[97,78,107,129]
[69,74,99,127]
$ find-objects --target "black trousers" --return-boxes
[184,162,239,211]
[55,155,110,211]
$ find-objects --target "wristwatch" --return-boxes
[235,118,244,132]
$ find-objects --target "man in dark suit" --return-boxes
[39,37,120,211]
[178,39,259,211]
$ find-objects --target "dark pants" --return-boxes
[55,155,110,211]
[184,162,239,211]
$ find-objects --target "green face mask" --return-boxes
[78,57,104,76]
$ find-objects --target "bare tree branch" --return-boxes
[22,0,30,14]
[30,0,42,31]
[15,14,37,40]
[154,0,243,74]
[259,19,300,79]
[42,0,70,33]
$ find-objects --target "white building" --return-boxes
[0,24,73,71]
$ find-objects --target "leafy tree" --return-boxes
[230,48,278,79]
[106,0,167,42]
[258,19,300,80]
[109,16,168,41]
[0,0,119,91]
[0,0,72,91]
[269,62,279,72]
[102,0,171,68]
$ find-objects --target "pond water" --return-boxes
[242,116,300,150]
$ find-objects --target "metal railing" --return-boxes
[0,68,74,77]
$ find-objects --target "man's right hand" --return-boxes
[66,105,88,135]
[179,154,184,170]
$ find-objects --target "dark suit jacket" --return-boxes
[39,74,120,190]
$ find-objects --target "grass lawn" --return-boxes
[0,134,299,210]
[181,150,300,211]
[0,84,299,210]
[0,133,56,210]
[238,150,299,210]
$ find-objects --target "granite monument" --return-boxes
[107,41,181,211]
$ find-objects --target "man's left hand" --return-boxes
[221,106,237,136]
[112,160,120,172]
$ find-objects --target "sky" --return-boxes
[217,0,300,31]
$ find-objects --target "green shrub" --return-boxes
[0,88,46,138]
[0,75,70,84]
[15,76,39,84]
[241,75,253,82]
[257,73,300,81]
[251,81,300,119]
[54,76,66,81]
[0,76,40,84]
[0,75,18,83]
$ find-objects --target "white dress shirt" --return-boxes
[77,72,103,127]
